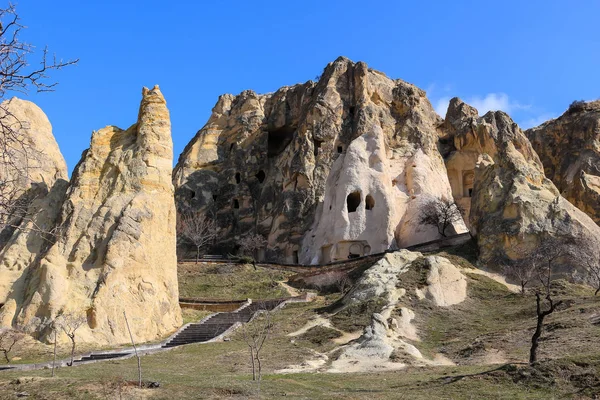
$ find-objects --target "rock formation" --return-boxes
[442,98,600,270]
[0,86,182,345]
[526,101,600,225]
[0,97,68,190]
[0,98,69,304]
[174,57,466,264]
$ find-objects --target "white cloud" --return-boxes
[434,97,451,117]
[431,91,532,118]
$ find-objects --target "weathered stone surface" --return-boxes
[526,101,600,225]
[0,98,69,304]
[442,98,600,271]
[174,57,466,264]
[0,86,182,344]
[0,97,68,189]
[328,250,461,372]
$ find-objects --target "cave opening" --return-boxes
[233,199,240,209]
[337,145,343,154]
[255,170,266,183]
[235,172,241,184]
[267,126,295,157]
[365,194,375,210]
[346,191,361,213]
[313,139,323,156]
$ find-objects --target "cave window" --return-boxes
[190,190,196,199]
[229,143,235,153]
[313,139,323,156]
[255,170,266,183]
[233,199,240,209]
[365,194,375,210]
[349,106,355,116]
[267,126,295,157]
[346,191,361,213]
[235,172,241,184]
[463,171,474,198]
[293,250,299,264]
[337,145,343,154]
[212,194,217,201]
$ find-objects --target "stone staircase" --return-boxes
[162,299,283,348]
[0,297,302,372]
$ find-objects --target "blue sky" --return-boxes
[12,0,600,174]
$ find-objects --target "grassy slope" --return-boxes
[1,252,600,399]
[178,262,293,300]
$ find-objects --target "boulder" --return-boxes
[0,86,182,344]
[526,101,600,225]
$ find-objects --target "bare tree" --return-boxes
[238,233,267,261]
[123,311,142,388]
[0,327,25,363]
[419,197,464,237]
[501,245,538,296]
[526,237,581,364]
[56,313,86,367]
[242,309,272,394]
[0,4,77,229]
[176,212,218,263]
[578,236,600,296]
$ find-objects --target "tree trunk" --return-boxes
[521,282,526,296]
[2,350,8,363]
[530,312,545,364]
[250,347,256,381]
[68,336,75,366]
[196,246,200,264]
[52,329,57,377]
[595,286,599,296]
[124,311,142,388]
[256,353,262,381]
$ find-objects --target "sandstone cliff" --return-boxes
[0,86,182,344]
[0,98,69,304]
[526,101,600,225]
[174,57,466,264]
[442,98,600,270]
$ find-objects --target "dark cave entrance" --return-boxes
[267,126,295,157]
[346,191,361,213]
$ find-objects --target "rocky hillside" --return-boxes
[526,101,600,225]
[0,86,182,345]
[174,57,466,264]
[175,57,599,270]
[441,98,600,269]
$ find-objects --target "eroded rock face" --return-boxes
[174,57,466,264]
[0,97,68,190]
[0,98,69,304]
[442,98,600,270]
[328,250,461,373]
[0,86,182,344]
[526,101,600,225]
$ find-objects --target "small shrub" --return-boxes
[568,100,586,113]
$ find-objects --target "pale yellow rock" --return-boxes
[422,256,467,307]
[442,98,600,272]
[526,101,600,225]
[0,86,182,345]
[0,98,69,304]
[0,97,68,189]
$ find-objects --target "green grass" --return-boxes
[178,262,293,300]
[2,247,600,399]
